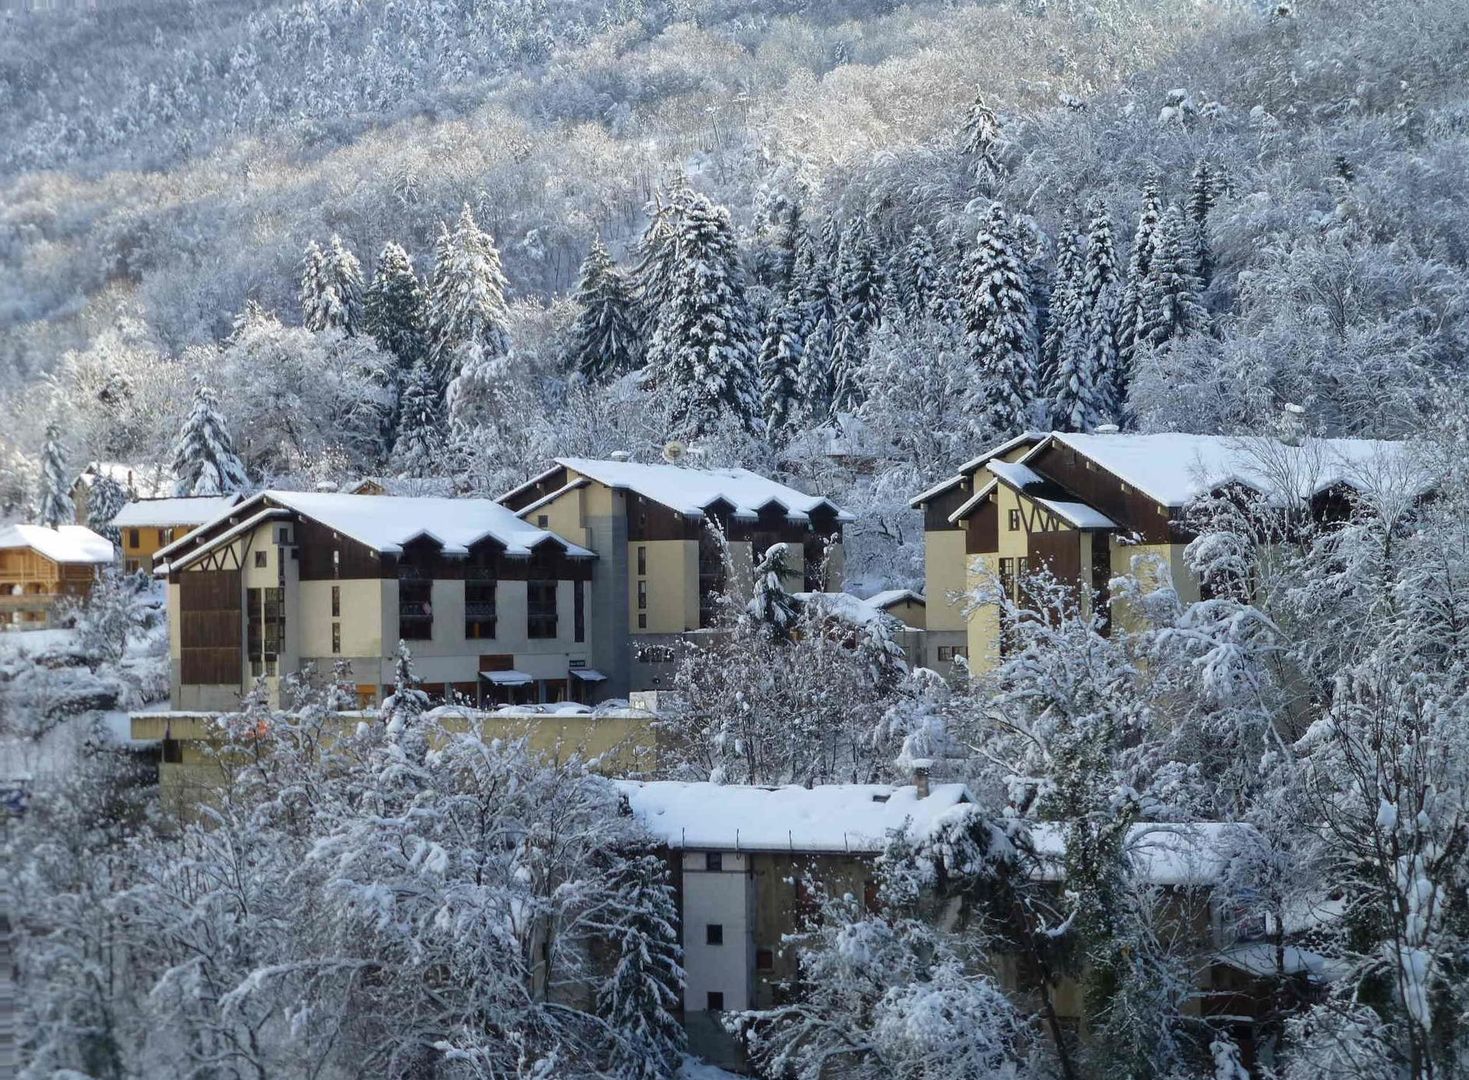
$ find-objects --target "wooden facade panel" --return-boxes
[1028,531,1082,588]
[1028,444,1176,543]
[179,569,241,687]
[966,500,999,554]
[925,482,973,532]
[501,467,569,512]
[293,514,385,580]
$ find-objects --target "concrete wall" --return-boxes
[680,850,754,1067]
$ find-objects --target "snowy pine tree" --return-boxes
[795,313,834,423]
[1079,199,1123,424]
[36,421,74,527]
[902,225,941,322]
[389,361,446,479]
[597,851,686,1079]
[646,191,760,438]
[960,89,1007,182]
[745,542,803,642]
[566,240,639,382]
[758,294,804,441]
[829,220,886,413]
[1045,216,1100,431]
[632,178,695,347]
[1187,158,1217,286]
[300,235,364,334]
[170,383,249,496]
[87,474,126,545]
[1117,176,1163,367]
[364,241,428,372]
[1136,205,1206,350]
[962,204,1040,433]
[426,205,510,386]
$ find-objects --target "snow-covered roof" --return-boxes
[113,495,242,528]
[0,524,115,564]
[537,458,853,523]
[616,780,972,853]
[158,490,594,564]
[1028,821,1254,886]
[1029,433,1419,508]
[795,591,909,630]
[909,432,1048,508]
[864,589,924,610]
[73,461,171,497]
[974,459,1118,529]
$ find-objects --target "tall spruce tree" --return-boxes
[389,361,447,479]
[1078,200,1123,424]
[1136,205,1207,351]
[903,226,941,322]
[365,242,428,371]
[1045,215,1099,431]
[829,220,886,414]
[566,241,638,382]
[759,295,804,441]
[426,206,510,387]
[301,235,364,334]
[36,421,74,527]
[963,204,1040,434]
[1187,158,1217,287]
[170,384,249,496]
[631,178,695,347]
[1117,176,1162,367]
[795,314,834,423]
[960,89,1006,182]
[647,191,760,438]
[87,475,126,545]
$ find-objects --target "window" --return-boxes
[247,587,285,676]
[527,580,557,638]
[705,852,723,872]
[332,549,341,578]
[127,528,140,548]
[756,948,774,971]
[638,612,647,629]
[636,545,647,575]
[706,992,724,1012]
[162,738,183,764]
[465,548,498,639]
[573,579,585,643]
[1007,508,1021,531]
[398,554,433,640]
[706,924,724,945]
[937,645,969,663]
[331,585,340,617]
[535,515,548,527]
[331,622,341,654]
[637,580,647,610]
[254,550,268,568]
[157,528,170,546]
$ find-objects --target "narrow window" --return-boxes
[156,528,169,546]
[331,622,341,654]
[637,613,647,629]
[331,585,340,617]
[332,549,341,578]
[637,545,647,575]
[254,550,267,568]
[705,852,722,872]
[706,924,724,946]
[706,992,724,1012]
[1007,508,1021,531]
[527,580,557,639]
[637,579,648,611]
[573,579,585,643]
[128,528,140,548]
[537,515,549,528]
[755,948,774,971]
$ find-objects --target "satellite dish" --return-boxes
[662,441,686,464]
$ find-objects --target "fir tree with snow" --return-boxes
[1079,199,1123,424]
[828,220,886,413]
[426,205,511,386]
[300,235,364,334]
[962,203,1040,433]
[795,313,835,422]
[960,89,1006,183]
[1117,176,1163,368]
[745,542,803,642]
[36,420,74,527]
[1045,217,1101,431]
[902,225,941,322]
[170,383,249,496]
[566,240,639,382]
[86,474,127,545]
[1136,204,1207,351]
[631,178,695,346]
[1187,158,1218,286]
[646,191,760,438]
[597,851,687,1079]
[389,361,446,479]
[758,295,804,441]
[364,241,428,374]
[298,239,329,330]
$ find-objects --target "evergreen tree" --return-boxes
[87,475,126,545]
[631,178,695,346]
[902,226,941,322]
[364,241,428,373]
[1045,216,1100,431]
[300,235,364,334]
[170,384,249,497]
[566,241,639,382]
[36,421,74,527]
[960,89,1006,182]
[1187,158,1217,286]
[1078,200,1123,424]
[647,191,760,438]
[597,851,687,1080]
[1136,205,1207,351]
[426,205,510,387]
[389,361,447,479]
[1117,176,1163,367]
[795,314,835,423]
[745,542,804,642]
[962,204,1040,434]
[759,295,804,442]
[828,220,886,414]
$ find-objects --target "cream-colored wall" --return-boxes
[528,485,592,549]
[1109,542,1198,633]
[298,578,385,660]
[631,539,698,633]
[924,529,968,634]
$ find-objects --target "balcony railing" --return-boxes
[464,600,498,620]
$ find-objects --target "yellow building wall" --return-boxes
[122,525,188,573]
[924,529,969,633]
[528,485,593,549]
[631,539,698,633]
[298,578,387,660]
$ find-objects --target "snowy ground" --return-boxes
[676,1056,743,1079]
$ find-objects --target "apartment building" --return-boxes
[0,524,115,627]
[114,494,242,573]
[913,431,1416,673]
[500,456,851,695]
[152,490,599,711]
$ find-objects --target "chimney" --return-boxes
[1094,423,1120,435]
[609,450,631,462]
[913,764,931,800]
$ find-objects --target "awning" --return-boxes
[480,670,533,686]
[569,668,607,682]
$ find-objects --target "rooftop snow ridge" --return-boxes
[0,523,115,564]
[548,457,853,522]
